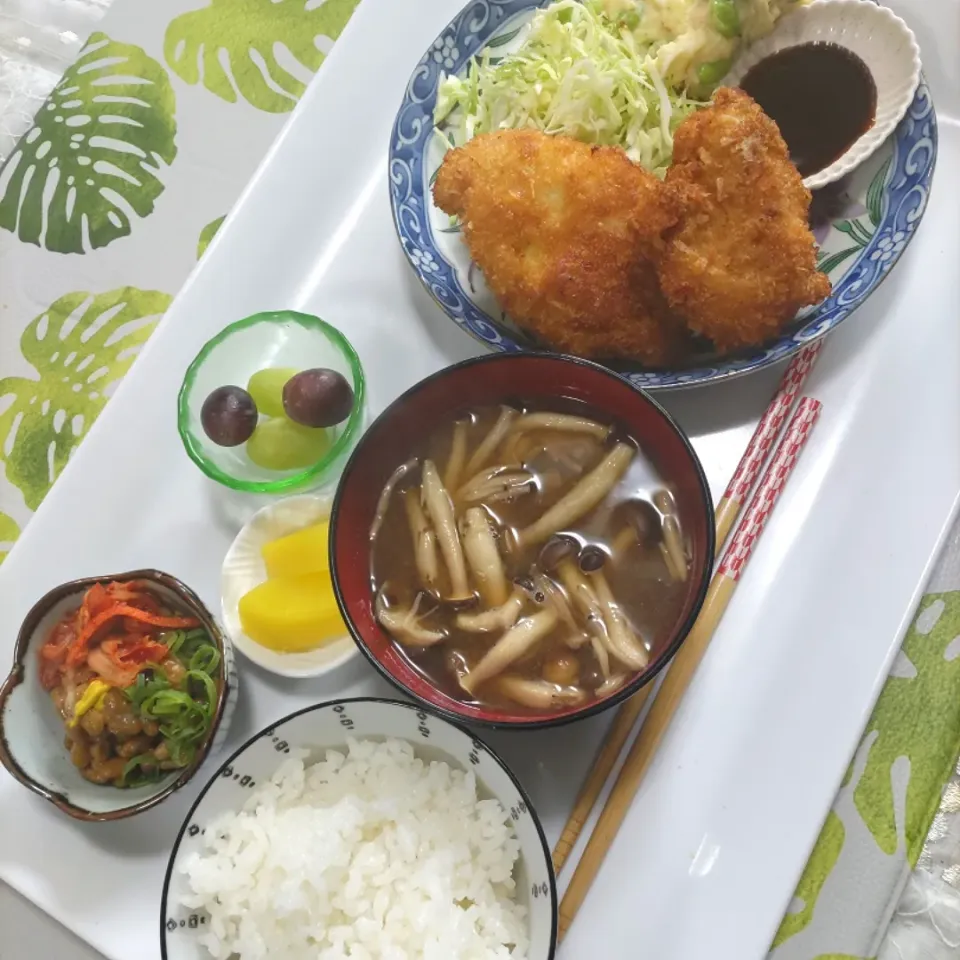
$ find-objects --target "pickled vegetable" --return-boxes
[247,367,300,418]
[246,418,331,471]
[238,572,346,652]
[201,386,258,447]
[283,368,354,428]
[261,521,330,579]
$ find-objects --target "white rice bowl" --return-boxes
[167,727,548,960]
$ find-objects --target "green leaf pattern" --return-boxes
[0,289,172,509]
[772,591,960,955]
[0,512,19,565]
[164,0,362,114]
[772,812,845,948]
[866,157,891,228]
[853,593,960,864]
[197,214,225,259]
[0,32,177,253]
[813,159,893,279]
[0,8,953,960]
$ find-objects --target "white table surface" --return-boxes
[1,1,959,959]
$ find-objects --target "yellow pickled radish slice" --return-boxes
[238,572,346,653]
[261,521,330,579]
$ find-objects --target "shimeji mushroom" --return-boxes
[458,467,537,505]
[456,590,526,633]
[532,571,579,633]
[588,570,650,671]
[420,460,473,603]
[556,559,648,672]
[509,412,611,441]
[463,405,518,476]
[460,507,510,607]
[374,589,445,647]
[404,489,440,593]
[653,489,688,583]
[515,443,634,549]
[369,458,418,541]
[495,675,587,710]
[595,674,628,697]
[609,498,659,558]
[444,420,469,491]
[460,609,558,694]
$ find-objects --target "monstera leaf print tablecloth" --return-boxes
[1,1,960,959]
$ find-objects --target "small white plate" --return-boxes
[725,0,922,190]
[220,495,358,678]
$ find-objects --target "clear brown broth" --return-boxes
[370,399,688,713]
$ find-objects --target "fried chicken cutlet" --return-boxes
[659,87,831,351]
[433,129,682,364]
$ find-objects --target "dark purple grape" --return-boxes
[200,386,258,447]
[282,368,354,428]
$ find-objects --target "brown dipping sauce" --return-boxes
[740,42,877,178]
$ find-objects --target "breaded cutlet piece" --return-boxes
[658,87,832,351]
[433,129,683,364]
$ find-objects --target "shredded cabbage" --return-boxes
[434,0,797,175]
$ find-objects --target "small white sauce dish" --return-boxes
[725,0,922,190]
[220,494,359,679]
[160,698,557,960]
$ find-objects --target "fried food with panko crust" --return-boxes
[658,87,831,351]
[433,129,683,364]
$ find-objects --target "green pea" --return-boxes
[619,9,641,29]
[710,0,741,38]
[697,57,733,87]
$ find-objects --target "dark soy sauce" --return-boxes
[740,42,877,178]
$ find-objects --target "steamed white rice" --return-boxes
[179,738,529,960]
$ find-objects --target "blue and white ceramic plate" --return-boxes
[388,0,938,389]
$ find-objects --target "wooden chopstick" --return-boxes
[557,397,822,941]
[714,342,822,554]
[551,344,822,875]
[552,686,651,873]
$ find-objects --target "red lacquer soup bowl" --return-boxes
[329,353,715,729]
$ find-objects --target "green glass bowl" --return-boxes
[178,311,366,494]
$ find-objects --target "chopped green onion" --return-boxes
[123,632,220,784]
[120,753,163,788]
[188,644,220,675]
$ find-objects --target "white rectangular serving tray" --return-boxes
[1,1,958,958]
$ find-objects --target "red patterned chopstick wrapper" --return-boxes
[722,342,822,504]
[719,397,822,582]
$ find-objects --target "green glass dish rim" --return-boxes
[177,310,367,493]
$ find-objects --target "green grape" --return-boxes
[247,367,300,418]
[246,418,331,471]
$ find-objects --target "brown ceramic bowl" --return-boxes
[0,570,238,821]
[330,353,715,730]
